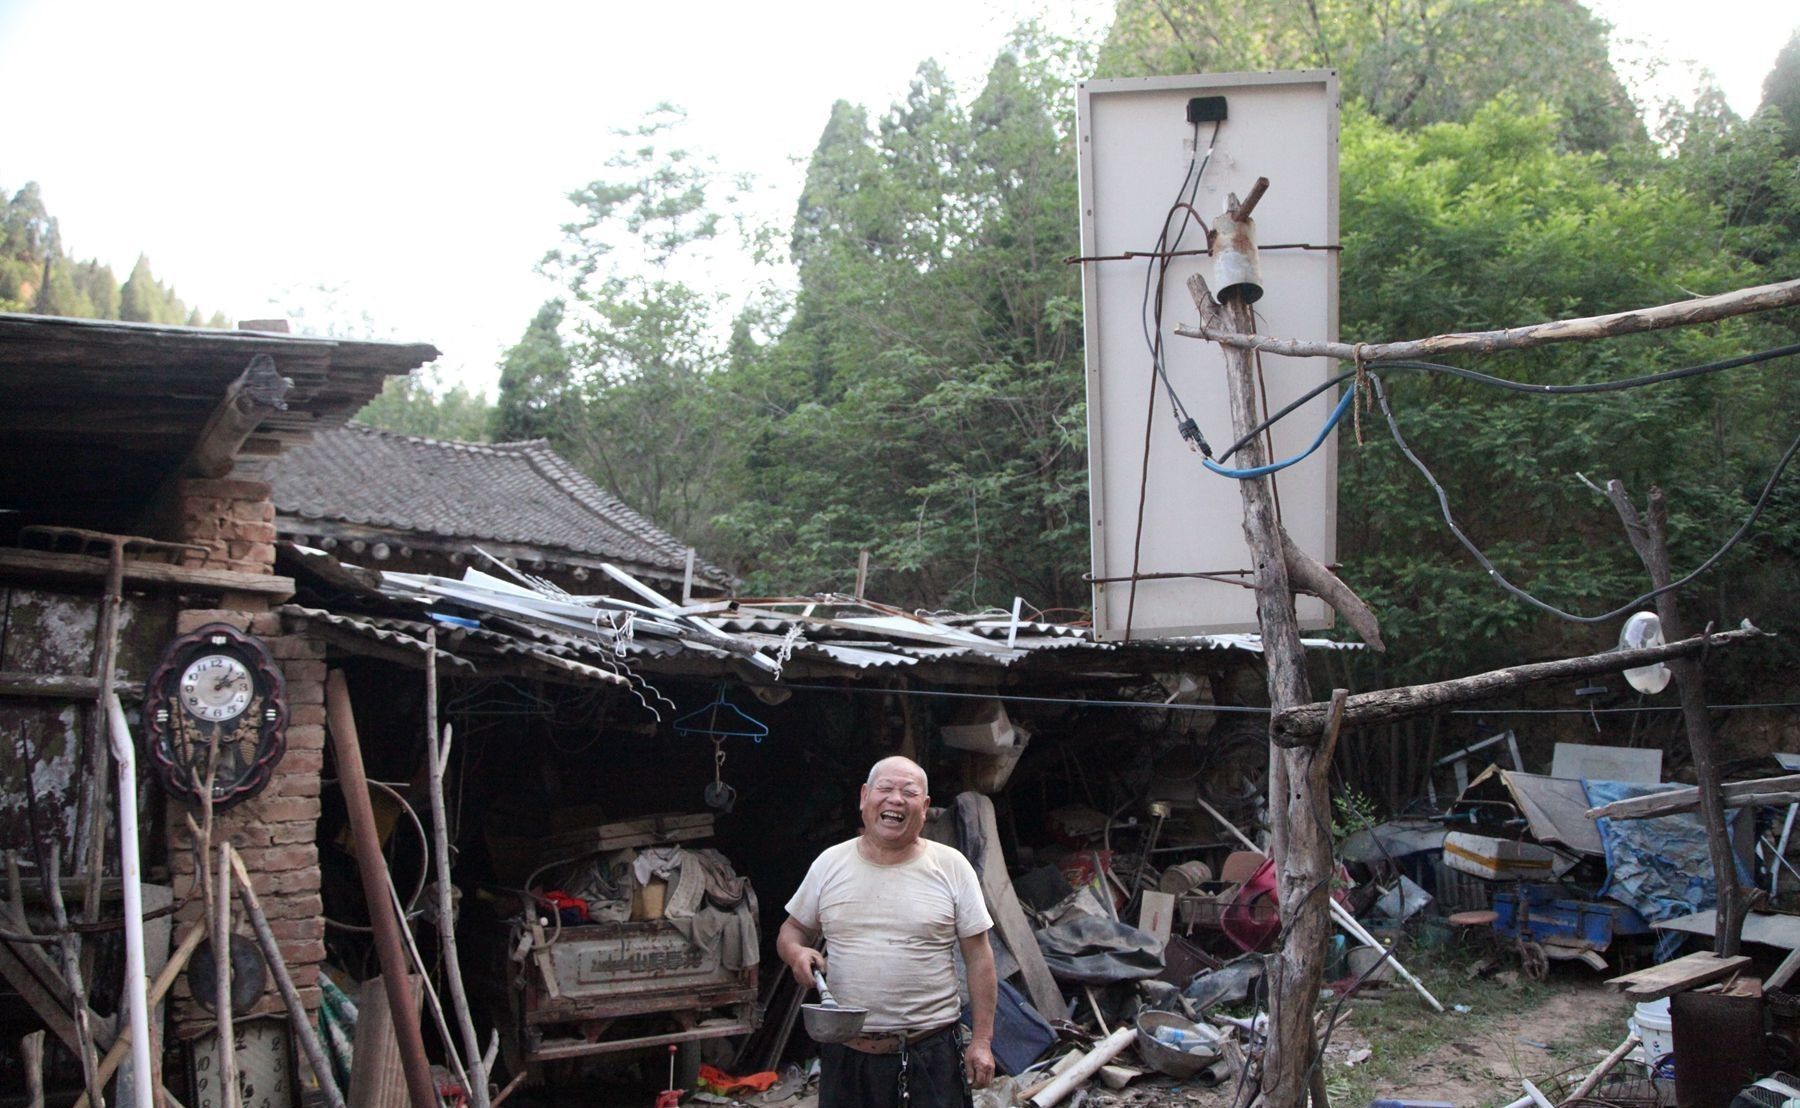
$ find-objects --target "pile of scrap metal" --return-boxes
[280,544,1358,706]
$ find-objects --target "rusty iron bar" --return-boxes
[325,670,441,1108]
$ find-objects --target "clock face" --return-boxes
[144,624,288,810]
[188,1018,297,1108]
[180,655,254,722]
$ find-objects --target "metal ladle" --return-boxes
[801,970,868,1044]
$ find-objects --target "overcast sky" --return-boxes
[1,0,1794,396]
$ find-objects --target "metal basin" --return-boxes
[802,970,868,1044]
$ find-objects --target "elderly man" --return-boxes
[777,755,997,1106]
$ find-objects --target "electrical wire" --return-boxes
[1138,119,1222,451]
[1204,385,1355,479]
[1370,371,1800,625]
[1214,341,1800,465]
[1376,342,1800,395]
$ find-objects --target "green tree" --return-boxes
[1763,29,1800,155]
[1333,100,1790,690]
[713,30,1094,608]
[492,299,576,441]
[1098,0,1640,148]
[357,365,495,442]
[537,104,744,547]
[118,255,188,324]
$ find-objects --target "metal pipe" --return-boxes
[103,696,153,1108]
[325,670,441,1108]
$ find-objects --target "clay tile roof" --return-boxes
[272,424,732,587]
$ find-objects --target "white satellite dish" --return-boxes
[1619,611,1671,695]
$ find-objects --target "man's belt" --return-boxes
[842,1023,956,1055]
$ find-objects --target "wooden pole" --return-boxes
[71,922,206,1108]
[22,1030,45,1108]
[425,632,489,1108]
[213,845,240,1108]
[325,670,441,1108]
[225,848,345,1108]
[1174,277,1800,363]
[1605,482,1746,956]
[1190,265,1334,1108]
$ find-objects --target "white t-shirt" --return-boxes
[785,837,994,1033]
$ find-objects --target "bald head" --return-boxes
[866,756,928,793]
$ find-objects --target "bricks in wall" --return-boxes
[168,620,331,1041]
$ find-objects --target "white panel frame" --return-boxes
[1078,71,1340,640]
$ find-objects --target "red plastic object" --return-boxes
[1219,859,1352,953]
[654,1092,682,1108]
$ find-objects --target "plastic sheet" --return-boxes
[1032,915,1165,984]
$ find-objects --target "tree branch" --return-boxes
[1174,278,1800,363]
[1271,624,1771,741]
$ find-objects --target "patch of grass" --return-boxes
[1311,942,1632,1107]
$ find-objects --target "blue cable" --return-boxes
[1203,384,1355,479]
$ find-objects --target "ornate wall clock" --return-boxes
[144,623,287,808]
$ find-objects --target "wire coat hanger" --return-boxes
[673,684,768,742]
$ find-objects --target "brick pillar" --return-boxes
[166,610,326,1037]
[168,478,278,573]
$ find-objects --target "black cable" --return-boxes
[1138,119,1221,454]
[1370,371,1800,625]
[1377,342,1800,395]
[1214,342,1800,464]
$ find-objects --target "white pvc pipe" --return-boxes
[105,695,154,1108]
[1028,1027,1137,1107]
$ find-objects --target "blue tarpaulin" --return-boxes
[1583,778,1753,957]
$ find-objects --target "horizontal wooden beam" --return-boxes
[0,672,141,701]
[1586,773,1800,822]
[1272,624,1771,741]
[0,548,294,599]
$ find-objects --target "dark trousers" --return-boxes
[818,1029,972,1108]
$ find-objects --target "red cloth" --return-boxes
[697,1064,780,1094]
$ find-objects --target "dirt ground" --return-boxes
[1032,973,1636,1108]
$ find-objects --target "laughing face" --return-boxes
[859,757,929,851]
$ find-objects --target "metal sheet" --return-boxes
[1653,909,1800,950]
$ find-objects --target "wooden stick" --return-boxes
[1193,797,1443,1012]
[1174,277,1800,363]
[22,1030,45,1108]
[1606,481,1744,957]
[214,845,240,1108]
[45,844,105,1108]
[78,538,126,929]
[1565,1033,1640,1101]
[425,631,489,1108]
[71,922,207,1108]
[225,848,345,1108]
[1271,625,1769,740]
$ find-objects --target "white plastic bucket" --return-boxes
[1631,998,1674,1067]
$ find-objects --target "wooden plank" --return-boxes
[1607,952,1750,1000]
[0,549,294,598]
[0,941,80,1053]
[0,672,139,700]
[964,793,1066,1020]
[1586,774,1800,822]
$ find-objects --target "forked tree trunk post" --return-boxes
[1188,253,1335,1104]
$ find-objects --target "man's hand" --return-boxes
[964,1038,995,1089]
[775,916,826,989]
